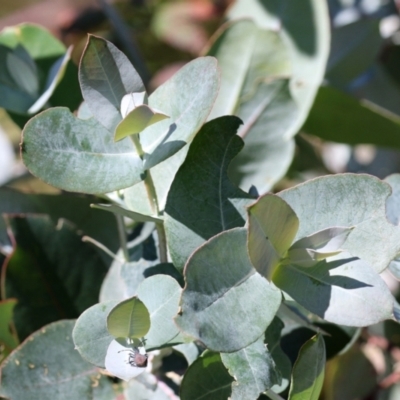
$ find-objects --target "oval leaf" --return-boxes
[175,228,281,352]
[107,297,150,339]
[21,107,143,194]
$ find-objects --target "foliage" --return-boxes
[2,1,400,399]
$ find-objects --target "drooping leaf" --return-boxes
[273,253,394,326]
[124,57,220,214]
[288,334,326,400]
[0,320,115,400]
[105,338,148,381]
[91,203,162,223]
[79,35,145,132]
[22,107,143,194]
[221,335,280,400]
[107,297,150,339]
[303,86,400,149]
[265,317,291,393]
[137,275,182,349]
[72,301,118,368]
[4,216,108,340]
[175,228,281,352]
[278,174,400,273]
[114,104,169,142]
[180,351,234,400]
[247,194,299,278]
[164,116,255,271]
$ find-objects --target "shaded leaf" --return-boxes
[72,301,118,368]
[174,343,200,366]
[278,174,400,273]
[164,116,254,271]
[0,320,114,400]
[175,228,281,352]
[273,253,394,326]
[107,297,150,339]
[0,299,19,361]
[22,107,143,194]
[248,194,299,278]
[180,351,233,400]
[79,35,145,132]
[124,372,172,399]
[137,275,182,349]
[92,203,162,223]
[288,334,326,400]
[221,335,280,400]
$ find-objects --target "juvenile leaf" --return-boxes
[22,107,143,194]
[79,35,145,132]
[273,253,394,326]
[107,297,150,339]
[164,116,254,271]
[174,343,200,366]
[92,203,162,223]
[221,336,280,400]
[137,275,182,349]
[0,299,19,360]
[105,338,147,381]
[385,174,400,226]
[123,372,172,399]
[279,174,400,273]
[175,228,281,352]
[288,334,326,400]
[248,194,299,278]
[0,320,114,400]
[72,301,118,368]
[180,352,234,400]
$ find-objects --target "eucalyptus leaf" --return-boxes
[248,193,299,278]
[175,228,281,352]
[107,297,150,339]
[273,253,394,326]
[115,104,169,141]
[180,352,234,400]
[0,320,113,400]
[164,116,255,271]
[174,343,200,366]
[221,335,280,400]
[385,174,400,226]
[0,299,19,360]
[79,35,145,132]
[22,107,144,194]
[279,174,400,273]
[288,334,326,400]
[137,275,182,349]
[72,301,118,368]
[92,203,162,223]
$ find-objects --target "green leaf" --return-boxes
[72,301,118,368]
[303,86,400,148]
[227,0,330,191]
[115,104,169,141]
[278,174,400,273]
[273,253,394,326]
[248,194,299,278]
[28,47,72,114]
[79,35,145,132]
[180,351,234,400]
[107,297,150,339]
[206,20,298,192]
[175,228,281,352]
[164,116,255,271]
[0,23,65,58]
[288,334,325,400]
[140,56,219,170]
[0,299,19,360]
[221,335,280,400]
[123,372,172,399]
[0,320,115,400]
[22,107,144,194]
[137,275,183,349]
[265,317,291,393]
[5,216,108,340]
[287,226,353,267]
[385,174,400,226]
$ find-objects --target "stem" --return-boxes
[82,236,124,263]
[265,390,285,400]
[130,135,168,262]
[116,215,129,262]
